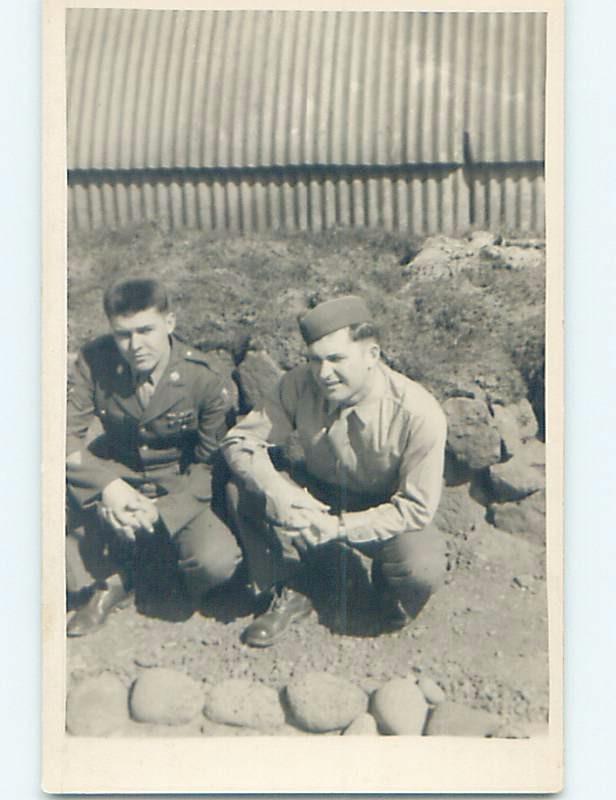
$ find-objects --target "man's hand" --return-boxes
[280,508,342,549]
[264,483,330,530]
[100,479,160,538]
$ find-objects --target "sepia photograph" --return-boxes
[42,0,564,793]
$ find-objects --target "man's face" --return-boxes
[307,327,379,406]
[109,307,175,374]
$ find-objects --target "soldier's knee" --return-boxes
[177,515,242,594]
[380,526,447,596]
[180,534,240,581]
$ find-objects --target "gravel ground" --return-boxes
[67,486,548,736]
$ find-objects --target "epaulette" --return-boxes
[182,345,212,368]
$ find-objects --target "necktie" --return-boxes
[136,373,156,409]
[326,407,358,474]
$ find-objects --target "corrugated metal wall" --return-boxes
[67,9,546,235]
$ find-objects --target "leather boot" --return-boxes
[242,586,312,647]
[67,579,132,637]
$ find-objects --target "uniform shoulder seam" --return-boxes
[380,366,444,421]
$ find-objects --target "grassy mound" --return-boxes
[68,223,545,428]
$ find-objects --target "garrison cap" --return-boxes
[298,295,372,345]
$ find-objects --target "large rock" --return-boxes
[520,438,546,468]
[66,673,129,736]
[130,668,204,725]
[443,397,502,470]
[425,701,500,737]
[511,398,540,441]
[491,405,522,458]
[343,713,379,736]
[492,400,539,458]
[488,455,545,502]
[285,672,368,733]
[370,677,428,735]
[203,679,285,731]
[488,490,546,543]
[236,350,283,412]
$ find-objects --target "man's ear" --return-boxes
[165,312,177,335]
[366,340,380,367]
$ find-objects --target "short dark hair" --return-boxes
[103,278,169,318]
[348,321,379,342]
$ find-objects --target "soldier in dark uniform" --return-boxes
[66,277,241,636]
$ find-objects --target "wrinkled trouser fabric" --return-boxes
[66,500,241,600]
[225,469,446,617]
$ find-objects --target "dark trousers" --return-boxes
[225,468,446,617]
[66,500,241,600]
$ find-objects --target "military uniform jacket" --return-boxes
[66,334,230,535]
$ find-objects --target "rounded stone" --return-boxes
[425,701,501,737]
[285,672,368,733]
[417,676,446,705]
[520,438,546,467]
[343,713,379,736]
[203,678,285,731]
[489,490,546,544]
[130,668,204,725]
[491,404,523,458]
[66,672,129,736]
[511,398,539,441]
[488,456,545,502]
[443,397,502,471]
[370,677,428,735]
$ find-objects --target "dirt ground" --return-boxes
[67,493,548,735]
[66,226,549,735]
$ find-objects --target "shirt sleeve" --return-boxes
[220,371,298,494]
[341,404,447,543]
[66,349,128,505]
[66,350,97,455]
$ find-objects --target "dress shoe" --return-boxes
[67,582,132,637]
[242,586,312,647]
